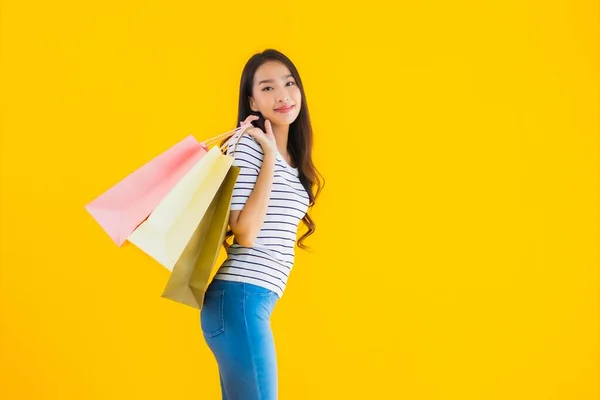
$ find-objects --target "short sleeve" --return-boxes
[226,133,264,211]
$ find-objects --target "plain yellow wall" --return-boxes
[1,0,598,399]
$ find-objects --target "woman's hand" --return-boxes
[239,116,277,156]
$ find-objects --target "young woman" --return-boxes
[200,49,324,400]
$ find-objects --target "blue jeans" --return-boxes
[201,279,280,400]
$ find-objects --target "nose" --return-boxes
[276,89,290,103]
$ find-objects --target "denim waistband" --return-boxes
[209,278,275,295]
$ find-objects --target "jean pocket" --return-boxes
[243,282,275,297]
[201,290,224,338]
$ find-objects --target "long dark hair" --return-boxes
[220,49,324,251]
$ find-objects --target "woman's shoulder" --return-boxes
[227,132,263,157]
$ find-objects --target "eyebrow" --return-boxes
[257,74,294,85]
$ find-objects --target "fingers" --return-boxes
[241,115,259,127]
[244,128,263,145]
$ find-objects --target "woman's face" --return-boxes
[249,60,302,128]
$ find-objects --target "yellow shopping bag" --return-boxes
[126,146,233,270]
[126,125,250,309]
[161,165,239,309]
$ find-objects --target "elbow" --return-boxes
[232,229,257,247]
[236,235,256,248]
[229,213,260,247]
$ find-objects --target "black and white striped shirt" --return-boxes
[213,133,310,298]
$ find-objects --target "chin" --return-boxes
[270,113,299,127]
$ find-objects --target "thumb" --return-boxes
[264,119,274,136]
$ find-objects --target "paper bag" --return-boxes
[161,165,240,309]
[126,146,234,271]
[85,135,208,246]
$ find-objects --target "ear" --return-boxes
[249,96,259,112]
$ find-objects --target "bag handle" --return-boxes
[221,125,254,156]
[200,124,253,154]
[203,126,241,147]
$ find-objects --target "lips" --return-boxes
[274,105,294,113]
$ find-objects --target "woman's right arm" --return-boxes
[228,118,278,247]
[229,151,275,247]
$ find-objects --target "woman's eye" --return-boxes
[262,82,294,91]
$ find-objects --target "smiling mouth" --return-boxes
[274,105,294,113]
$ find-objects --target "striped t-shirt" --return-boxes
[213,132,310,298]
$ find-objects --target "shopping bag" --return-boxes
[126,146,235,271]
[84,135,208,246]
[160,164,240,309]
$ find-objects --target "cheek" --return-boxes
[254,93,271,110]
[292,88,302,103]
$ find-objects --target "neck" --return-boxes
[272,123,289,156]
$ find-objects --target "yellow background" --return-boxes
[1,0,598,399]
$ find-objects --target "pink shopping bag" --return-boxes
[84,135,208,246]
